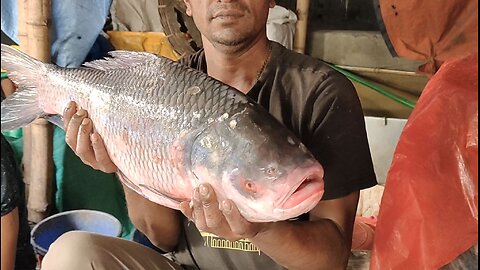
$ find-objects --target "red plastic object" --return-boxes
[352,216,377,251]
[378,0,478,75]
[370,53,478,269]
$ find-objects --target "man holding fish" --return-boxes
[40,0,377,269]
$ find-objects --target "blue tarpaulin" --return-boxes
[1,0,111,67]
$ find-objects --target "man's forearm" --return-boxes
[121,183,181,251]
[1,208,19,270]
[250,219,350,270]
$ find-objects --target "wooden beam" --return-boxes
[294,0,310,54]
[22,0,54,223]
[16,0,33,212]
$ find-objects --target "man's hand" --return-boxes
[1,78,16,97]
[179,183,267,241]
[63,101,117,173]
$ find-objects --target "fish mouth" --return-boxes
[279,169,324,210]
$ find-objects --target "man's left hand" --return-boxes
[179,183,267,241]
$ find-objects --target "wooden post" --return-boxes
[24,0,54,223]
[17,0,33,208]
[17,0,29,49]
[26,0,51,62]
[294,0,310,54]
[28,120,54,223]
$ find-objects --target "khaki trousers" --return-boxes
[41,231,184,270]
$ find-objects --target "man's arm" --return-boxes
[180,184,358,270]
[62,102,182,252]
[122,184,182,252]
[250,192,358,270]
[1,208,19,270]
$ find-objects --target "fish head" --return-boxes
[190,104,324,222]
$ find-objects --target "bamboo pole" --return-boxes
[26,0,51,62]
[28,120,54,223]
[17,0,29,49]
[293,0,310,54]
[334,65,421,77]
[17,0,33,208]
[24,0,54,223]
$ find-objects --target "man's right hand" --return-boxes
[62,101,181,251]
[63,101,118,173]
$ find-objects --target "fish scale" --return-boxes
[60,58,249,203]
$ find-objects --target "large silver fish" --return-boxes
[0,44,324,222]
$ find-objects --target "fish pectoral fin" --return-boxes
[116,170,143,194]
[83,51,159,71]
[43,114,64,129]
[116,171,183,209]
[138,184,184,207]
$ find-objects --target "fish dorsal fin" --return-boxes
[83,50,159,71]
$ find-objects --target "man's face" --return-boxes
[184,0,275,48]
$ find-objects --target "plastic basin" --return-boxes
[30,209,122,256]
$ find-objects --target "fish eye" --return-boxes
[266,167,276,175]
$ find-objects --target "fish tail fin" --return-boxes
[1,87,43,131]
[1,44,44,87]
[1,44,46,131]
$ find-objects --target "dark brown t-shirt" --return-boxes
[171,41,377,270]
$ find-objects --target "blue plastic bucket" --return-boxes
[30,209,122,257]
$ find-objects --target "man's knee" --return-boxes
[42,231,109,269]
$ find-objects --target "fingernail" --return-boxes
[193,188,200,200]
[81,118,90,126]
[199,185,209,197]
[91,133,98,143]
[222,200,232,213]
[76,110,86,117]
[64,102,73,113]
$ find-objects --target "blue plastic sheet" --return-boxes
[1,0,111,68]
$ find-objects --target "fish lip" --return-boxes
[277,168,324,210]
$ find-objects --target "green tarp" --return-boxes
[2,127,135,239]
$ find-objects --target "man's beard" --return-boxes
[210,28,252,47]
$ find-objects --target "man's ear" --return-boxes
[184,0,192,16]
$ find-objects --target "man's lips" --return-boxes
[212,9,244,19]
